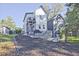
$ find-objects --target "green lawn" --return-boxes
[67,36,79,44]
[60,34,79,44]
[0,34,16,42]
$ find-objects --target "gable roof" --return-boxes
[23,5,47,22]
[39,5,47,14]
[0,26,10,30]
[50,14,64,20]
[23,12,34,22]
[56,14,64,21]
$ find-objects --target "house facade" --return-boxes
[23,12,35,35]
[23,6,47,35]
[34,6,47,32]
[23,6,64,42]
[51,14,64,42]
[0,26,10,35]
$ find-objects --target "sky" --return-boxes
[0,3,67,28]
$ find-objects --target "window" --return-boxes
[39,15,44,20]
[43,25,45,29]
[28,17,31,20]
[39,25,41,29]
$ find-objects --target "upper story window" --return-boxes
[39,25,41,29]
[43,25,45,29]
[28,17,31,20]
[39,15,45,20]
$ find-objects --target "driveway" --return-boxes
[12,34,79,56]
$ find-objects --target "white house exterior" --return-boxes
[52,14,64,42]
[35,6,47,32]
[23,6,47,35]
[0,26,10,35]
[23,5,64,42]
[23,12,35,35]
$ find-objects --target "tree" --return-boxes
[0,19,5,26]
[66,3,79,37]
[43,3,65,19]
[43,4,49,14]
[5,16,16,30]
[0,16,16,30]
[15,27,22,34]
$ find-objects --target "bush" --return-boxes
[15,28,22,34]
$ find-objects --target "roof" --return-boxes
[23,5,47,22]
[23,12,34,22]
[39,5,47,14]
[50,14,64,21]
[0,26,10,29]
[57,14,64,20]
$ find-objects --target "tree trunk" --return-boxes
[65,27,67,43]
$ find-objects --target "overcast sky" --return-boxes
[0,3,67,28]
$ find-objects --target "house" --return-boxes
[23,12,35,35]
[34,6,47,32]
[0,26,10,35]
[47,14,64,42]
[23,6,47,35]
[23,5,64,42]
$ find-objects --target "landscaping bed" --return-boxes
[0,42,15,56]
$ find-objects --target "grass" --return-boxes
[67,36,79,44]
[0,34,16,42]
[0,34,16,55]
[60,33,79,44]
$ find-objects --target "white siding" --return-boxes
[35,8,46,15]
[24,21,27,34]
[35,7,47,32]
[0,27,10,35]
